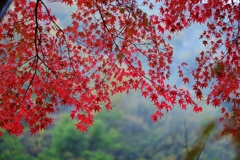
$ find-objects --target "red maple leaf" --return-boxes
[151,114,158,122]
[183,77,189,84]
[62,0,73,6]
[150,93,158,102]
[141,91,148,98]
[193,105,203,113]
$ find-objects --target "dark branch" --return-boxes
[0,0,12,20]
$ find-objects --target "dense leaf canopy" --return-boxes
[0,0,239,135]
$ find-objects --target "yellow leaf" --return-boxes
[117,53,123,61]
[14,23,21,34]
[120,8,125,14]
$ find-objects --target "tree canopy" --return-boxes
[0,0,239,136]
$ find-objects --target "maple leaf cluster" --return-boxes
[0,0,239,136]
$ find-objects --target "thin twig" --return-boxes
[196,134,210,160]
[21,0,41,103]
[184,119,190,155]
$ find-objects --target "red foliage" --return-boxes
[0,0,240,136]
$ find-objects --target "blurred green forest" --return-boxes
[0,91,238,160]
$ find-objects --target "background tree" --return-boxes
[0,92,238,159]
[0,0,240,135]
